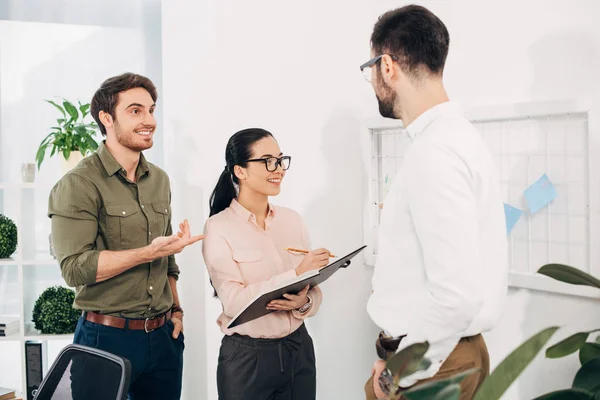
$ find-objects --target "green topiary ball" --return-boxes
[0,214,17,259]
[32,286,79,334]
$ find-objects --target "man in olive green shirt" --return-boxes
[48,73,203,400]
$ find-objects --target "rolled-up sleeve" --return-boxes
[48,173,101,287]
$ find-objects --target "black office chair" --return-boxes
[33,344,131,400]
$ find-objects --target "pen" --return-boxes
[282,247,336,258]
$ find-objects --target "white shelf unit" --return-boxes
[0,182,73,398]
[364,99,600,299]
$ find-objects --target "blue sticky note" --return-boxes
[504,203,522,235]
[523,174,558,214]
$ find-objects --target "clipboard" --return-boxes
[227,245,367,328]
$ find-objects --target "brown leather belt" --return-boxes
[85,310,171,333]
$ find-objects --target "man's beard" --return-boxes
[114,120,153,152]
[376,76,399,120]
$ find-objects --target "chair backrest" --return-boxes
[33,344,131,400]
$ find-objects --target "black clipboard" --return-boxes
[227,245,367,329]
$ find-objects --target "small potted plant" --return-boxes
[0,214,17,259]
[35,99,99,173]
[32,286,79,334]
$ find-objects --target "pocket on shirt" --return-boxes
[104,204,140,249]
[152,202,170,236]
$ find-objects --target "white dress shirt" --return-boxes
[367,101,508,386]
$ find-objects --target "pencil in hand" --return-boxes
[283,247,336,258]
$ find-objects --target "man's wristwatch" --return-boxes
[171,304,184,316]
[296,295,312,314]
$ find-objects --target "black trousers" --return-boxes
[71,314,184,400]
[217,324,316,400]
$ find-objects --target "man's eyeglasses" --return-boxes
[245,156,292,172]
[359,54,399,83]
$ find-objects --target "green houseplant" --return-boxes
[0,214,18,259]
[32,286,79,334]
[531,264,600,399]
[35,99,99,172]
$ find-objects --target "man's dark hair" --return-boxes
[90,73,158,136]
[371,5,450,78]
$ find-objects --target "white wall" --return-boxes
[161,0,600,399]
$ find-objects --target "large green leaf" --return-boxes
[573,358,600,392]
[538,264,600,289]
[45,99,65,117]
[473,327,559,400]
[403,368,479,400]
[63,100,79,121]
[547,331,600,359]
[386,341,430,380]
[533,388,594,400]
[580,343,600,366]
[78,101,90,118]
[431,383,461,400]
[35,143,48,169]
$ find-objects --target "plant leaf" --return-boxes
[538,264,600,289]
[533,388,594,400]
[35,144,47,170]
[579,343,600,366]
[63,148,71,160]
[84,134,99,150]
[45,99,66,117]
[79,102,90,118]
[63,100,79,121]
[431,383,461,400]
[473,327,559,400]
[547,330,600,359]
[573,358,600,392]
[386,341,430,380]
[404,368,479,400]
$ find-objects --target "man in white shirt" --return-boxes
[360,5,508,400]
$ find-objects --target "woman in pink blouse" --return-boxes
[202,128,331,400]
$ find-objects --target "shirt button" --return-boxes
[149,231,152,236]
[122,211,126,215]
[149,286,153,291]
[164,209,168,213]
[141,205,145,209]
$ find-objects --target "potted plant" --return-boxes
[0,214,17,259]
[32,286,79,334]
[35,99,99,173]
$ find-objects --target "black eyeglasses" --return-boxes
[245,156,292,172]
[359,54,399,83]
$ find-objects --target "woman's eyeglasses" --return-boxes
[245,156,292,172]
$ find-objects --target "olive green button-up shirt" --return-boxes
[48,142,180,318]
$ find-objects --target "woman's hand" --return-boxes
[266,285,310,311]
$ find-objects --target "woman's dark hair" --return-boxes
[209,128,274,217]
[208,128,274,297]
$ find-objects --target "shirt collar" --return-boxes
[97,140,150,178]
[230,199,276,222]
[405,101,463,140]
